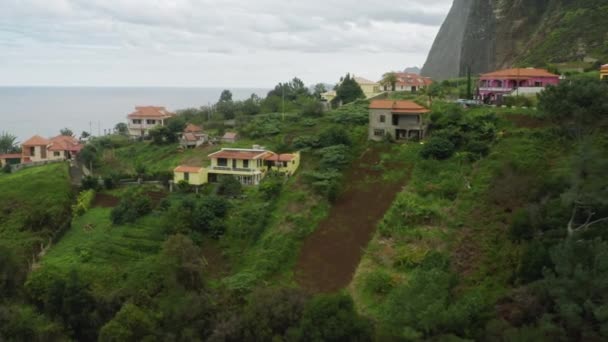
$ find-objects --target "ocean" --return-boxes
[0,87,269,142]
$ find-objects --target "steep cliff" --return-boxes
[422,0,608,79]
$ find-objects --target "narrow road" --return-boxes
[68,160,85,185]
[294,147,410,293]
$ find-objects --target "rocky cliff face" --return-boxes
[422,0,608,80]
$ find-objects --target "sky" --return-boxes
[0,0,452,88]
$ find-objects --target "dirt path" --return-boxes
[294,146,410,293]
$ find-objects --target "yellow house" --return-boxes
[321,90,337,103]
[601,64,608,81]
[173,147,301,186]
[264,152,301,176]
[173,166,207,185]
[354,77,382,98]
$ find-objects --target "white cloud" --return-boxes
[0,0,452,86]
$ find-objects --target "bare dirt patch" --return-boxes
[92,193,120,208]
[294,146,411,293]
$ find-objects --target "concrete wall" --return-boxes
[174,169,207,185]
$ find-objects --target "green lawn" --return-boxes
[0,163,72,261]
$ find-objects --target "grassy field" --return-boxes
[0,163,72,262]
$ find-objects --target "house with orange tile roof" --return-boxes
[174,147,301,186]
[382,73,433,93]
[180,123,208,148]
[221,132,238,143]
[21,135,82,162]
[477,67,560,104]
[127,106,175,138]
[368,100,430,141]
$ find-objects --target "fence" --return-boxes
[10,159,64,172]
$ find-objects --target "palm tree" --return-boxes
[0,132,18,154]
[381,72,398,92]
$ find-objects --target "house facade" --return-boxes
[21,135,82,163]
[180,123,208,149]
[174,147,301,186]
[477,68,560,103]
[354,77,382,98]
[221,132,238,144]
[601,64,608,81]
[127,106,175,138]
[383,73,433,92]
[368,100,430,141]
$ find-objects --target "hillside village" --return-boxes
[1,61,608,341]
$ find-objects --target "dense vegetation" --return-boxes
[2,77,607,341]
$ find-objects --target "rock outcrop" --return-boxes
[422,0,608,80]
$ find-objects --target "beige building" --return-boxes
[127,106,175,138]
[21,135,83,163]
[368,100,430,141]
[354,77,382,98]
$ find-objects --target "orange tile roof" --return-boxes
[183,133,199,142]
[22,135,50,146]
[393,72,433,87]
[128,106,175,119]
[601,64,608,71]
[481,68,559,78]
[265,153,296,162]
[369,100,430,114]
[48,135,82,152]
[184,123,203,133]
[174,165,203,173]
[209,149,268,160]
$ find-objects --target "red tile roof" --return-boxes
[369,100,430,114]
[174,165,203,173]
[22,135,50,146]
[481,68,559,78]
[184,123,203,133]
[209,149,268,160]
[128,106,175,119]
[0,153,21,159]
[183,133,199,142]
[601,64,608,71]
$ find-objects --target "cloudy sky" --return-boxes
[0,0,452,87]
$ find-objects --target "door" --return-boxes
[41,146,47,159]
[232,159,237,169]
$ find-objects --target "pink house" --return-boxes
[477,68,560,104]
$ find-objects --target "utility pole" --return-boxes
[466,65,472,100]
[282,85,285,121]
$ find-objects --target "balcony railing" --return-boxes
[479,87,514,92]
[210,166,258,173]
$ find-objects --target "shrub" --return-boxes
[80,176,99,191]
[293,135,320,149]
[363,270,394,295]
[317,145,351,170]
[2,164,11,174]
[319,127,351,147]
[420,137,455,160]
[218,176,242,197]
[465,140,491,158]
[509,209,534,242]
[110,192,152,225]
[259,174,284,200]
[103,176,116,190]
[72,190,95,216]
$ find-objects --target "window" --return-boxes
[54,151,61,157]
[217,158,227,167]
[534,81,542,87]
[243,160,249,168]
[132,119,142,124]
[232,159,237,169]
[30,147,35,156]
[184,172,189,181]
[146,119,156,125]
[374,129,384,137]
[379,115,385,123]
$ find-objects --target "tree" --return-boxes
[0,244,24,297]
[0,132,18,154]
[289,293,373,342]
[80,131,90,140]
[381,72,398,91]
[219,89,233,103]
[161,234,206,291]
[425,82,444,107]
[98,303,157,342]
[114,122,128,136]
[242,94,262,115]
[313,83,327,99]
[59,128,73,137]
[334,74,365,105]
[420,136,455,160]
[218,176,242,197]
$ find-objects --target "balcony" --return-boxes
[210,166,259,173]
[479,87,514,92]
